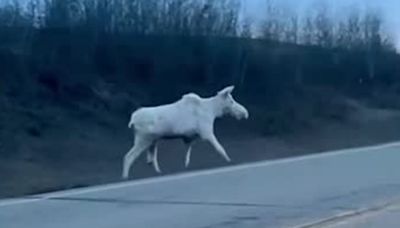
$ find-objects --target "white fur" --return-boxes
[122,86,249,179]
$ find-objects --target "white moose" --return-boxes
[122,85,249,179]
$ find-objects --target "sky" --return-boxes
[244,0,400,49]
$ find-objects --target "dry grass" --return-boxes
[2,97,400,199]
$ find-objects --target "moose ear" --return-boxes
[218,86,235,96]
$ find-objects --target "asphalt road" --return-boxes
[322,202,400,228]
[2,142,400,228]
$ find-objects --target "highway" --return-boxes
[1,142,400,228]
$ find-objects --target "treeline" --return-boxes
[0,0,241,36]
[0,0,399,118]
[260,1,393,50]
[0,0,243,101]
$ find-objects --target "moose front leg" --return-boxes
[201,130,231,163]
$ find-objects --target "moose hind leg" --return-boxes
[184,144,193,168]
[149,143,161,173]
[183,136,196,168]
[146,150,153,165]
[122,135,153,179]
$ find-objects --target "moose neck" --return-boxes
[206,96,225,119]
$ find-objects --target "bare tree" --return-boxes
[261,0,286,41]
[313,3,333,48]
[301,14,315,45]
[283,14,299,44]
[363,9,384,80]
[239,17,253,38]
